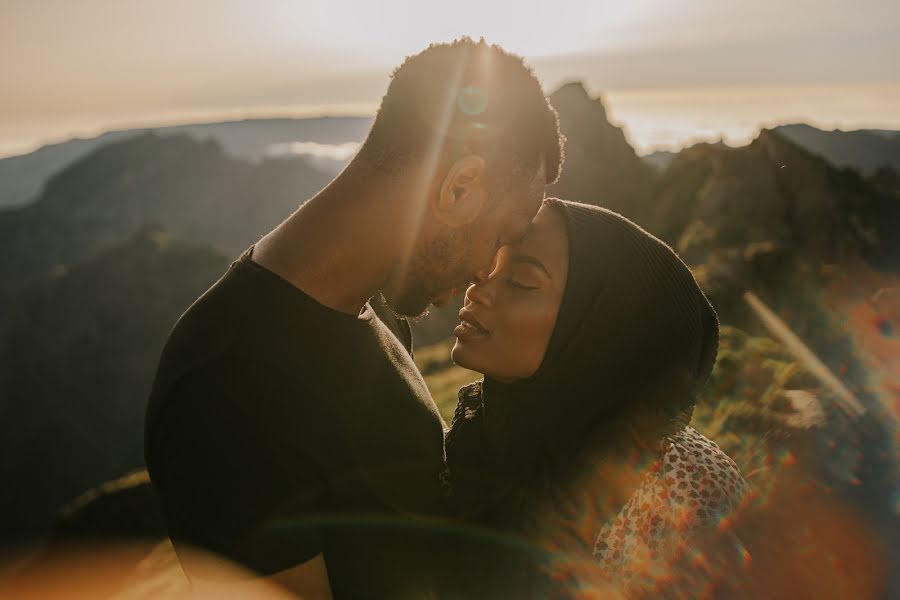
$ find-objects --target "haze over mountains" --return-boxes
[1,82,898,569]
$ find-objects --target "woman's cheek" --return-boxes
[508,302,556,375]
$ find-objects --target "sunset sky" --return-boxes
[2,0,899,156]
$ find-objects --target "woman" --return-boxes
[445,199,747,598]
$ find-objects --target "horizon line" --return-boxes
[3,82,900,160]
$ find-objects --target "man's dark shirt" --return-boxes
[145,246,450,598]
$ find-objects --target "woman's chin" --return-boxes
[450,339,464,364]
[450,339,477,372]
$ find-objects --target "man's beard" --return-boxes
[388,282,435,318]
[381,254,442,317]
[384,230,472,318]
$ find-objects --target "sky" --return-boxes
[1,0,899,156]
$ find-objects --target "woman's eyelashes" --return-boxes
[504,277,539,291]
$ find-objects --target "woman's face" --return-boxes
[451,203,569,382]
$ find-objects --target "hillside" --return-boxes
[641,149,676,170]
[0,133,332,313]
[547,82,658,226]
[0,230,229,541]
[0,116,372,209]
[649,130,900,310]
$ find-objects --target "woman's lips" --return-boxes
[455,308,490,340]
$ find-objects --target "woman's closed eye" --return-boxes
[505,277,539,291]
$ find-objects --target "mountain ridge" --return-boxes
[0,116,372,209]
[774,123,900,175]
[0,132,333,314]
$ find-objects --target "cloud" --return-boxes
[264,141,361,161]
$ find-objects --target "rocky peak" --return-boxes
[548,81,609,128]
[546,81,657,226]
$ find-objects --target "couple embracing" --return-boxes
[145,38,746,599]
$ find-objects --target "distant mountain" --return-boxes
[0,116,372,209]
[547,82,658,227]
[0,230,229,541]
[641,149,676,170]
[0,133,332,311]
[862,129,900,139]
[774,123,900,175]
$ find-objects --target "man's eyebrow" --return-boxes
[509,253,551,278]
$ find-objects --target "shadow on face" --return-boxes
[451,202,569,382]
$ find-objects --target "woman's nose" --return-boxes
[465,278,494,308]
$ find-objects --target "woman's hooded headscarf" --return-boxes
[446,198,720,528]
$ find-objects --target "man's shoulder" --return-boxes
[146,270,319,448]
[157,301,238,384]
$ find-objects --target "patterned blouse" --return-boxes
[591,427,748,585]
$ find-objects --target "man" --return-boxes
[144,38,563,599]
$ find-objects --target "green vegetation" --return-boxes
[691,326,821,483]
[416,338,479,422]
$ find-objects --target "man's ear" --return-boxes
[434,155,488,228]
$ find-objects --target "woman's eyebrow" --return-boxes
[509,253,552,278]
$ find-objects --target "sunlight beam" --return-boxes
[744,291,866,417]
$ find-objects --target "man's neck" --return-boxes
[251,166,419,316]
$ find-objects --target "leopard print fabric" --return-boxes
[592,426,747,580]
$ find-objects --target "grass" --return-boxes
[415,338,480,423]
